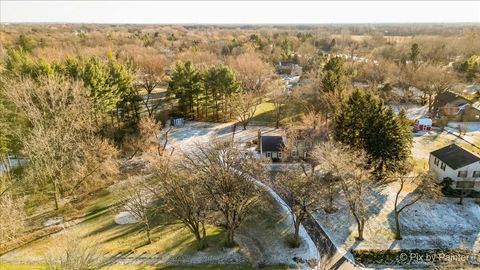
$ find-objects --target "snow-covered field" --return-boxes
[390,104,428,120]
[168,121,283,152]
[313,183,480,252]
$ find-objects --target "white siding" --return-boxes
[429,154,480,191]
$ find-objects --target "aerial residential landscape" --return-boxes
[0,1,479,270]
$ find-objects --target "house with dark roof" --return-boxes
[433,91,480,121]
[429,144,480,191]
[258,135,285,161]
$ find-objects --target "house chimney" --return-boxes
[257,129,261,152]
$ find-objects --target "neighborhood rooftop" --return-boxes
[260,136,284,152]
[430,144,480,170]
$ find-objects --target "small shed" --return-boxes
[170,117,185,127]
[414,118,432,131]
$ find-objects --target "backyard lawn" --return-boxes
[251,99,305,124]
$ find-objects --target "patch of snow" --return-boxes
[313,183,480,252]
[390,104,429,120]
[114,211,137,225]
[447,121,480,133]
[168,121,283,154]
[43,217,63,227]
[252,178,320,263]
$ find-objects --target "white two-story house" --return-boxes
[429,144,480,191]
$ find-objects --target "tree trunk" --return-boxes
[226,229,235,247]
[394,211,402,240]
[52,180,60,210]
[355,218,364,241]
[292,221,301,248]
[145,218,152,244]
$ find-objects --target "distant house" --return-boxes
[170,116,185,127]
[433,91,480,121]
[429,144,480,191]
[257,129,315,161]
[258,134,285,161]
[414,118,432,131]
[275,61,302,77]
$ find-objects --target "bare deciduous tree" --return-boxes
[3,77,118,210]
[392,172,442,240]
[116,176,155,244]
[123,116,172,159]
[183,140,264,247]
[270,86,288,129]
[315,142,375,241]
[414,65,454,114]
[227,52,274,95]
[46,234,106,270]
[0,186,26,242]
[153,155,209,249]
[134,54,169,118]
[273,164,321,247]
[232,91,261,130]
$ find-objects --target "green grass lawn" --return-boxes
[4,189,227,259]
[251,99,305,124]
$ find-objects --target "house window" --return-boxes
[266,152,271,158]
[458,171,468,178]
[473,171,480,178]
[278,152,282,158]
[440,162,446,171]
[291,150,298,157]
[434,158,439,166]
[457,181,474,189]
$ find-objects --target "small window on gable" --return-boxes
[440,162,446,171]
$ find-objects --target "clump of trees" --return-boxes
[168,61,241,122]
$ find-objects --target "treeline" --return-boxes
[167,61,240,121]
[4,48,140,125]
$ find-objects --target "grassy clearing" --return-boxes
[0,262,46,270]
[251,99,305,124]
[5,189,227,259]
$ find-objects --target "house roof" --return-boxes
[261,136,284,152]
[430,144,480,170]
[473,101,480,110]
[434,91,470,108]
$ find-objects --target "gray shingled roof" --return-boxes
[261,136,284,152]
[431,144,480,170]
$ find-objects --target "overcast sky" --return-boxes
[1,1,479,24]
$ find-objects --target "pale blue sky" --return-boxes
[1,1,479,24]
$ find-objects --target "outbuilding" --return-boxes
[170,117,185,127]
[414,118,432,131]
